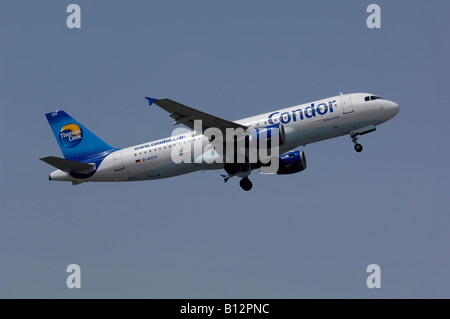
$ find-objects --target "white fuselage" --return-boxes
[49,93,399,183]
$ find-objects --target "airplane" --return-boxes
[40,92,399,191]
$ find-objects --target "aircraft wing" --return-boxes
[145,97,248,132]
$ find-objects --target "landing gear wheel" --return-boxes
[354,143,363,152]
[239,177,253,191]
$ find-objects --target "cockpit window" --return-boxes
[365,95,383,101]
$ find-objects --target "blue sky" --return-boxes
[0,1,449,298]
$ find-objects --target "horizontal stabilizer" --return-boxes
[40,156,95,174]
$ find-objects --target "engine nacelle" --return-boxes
[277,150,307,175]
[250,123,286,149]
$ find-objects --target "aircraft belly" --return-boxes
[293,120,379,146]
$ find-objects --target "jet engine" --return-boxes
[276,150,307,175]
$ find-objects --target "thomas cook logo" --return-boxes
[59,124,83,148]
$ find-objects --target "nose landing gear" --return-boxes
[354,143,363,152]
[349,125,377,153]
[351,133,363,152]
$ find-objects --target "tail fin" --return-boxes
[45,111,116,162]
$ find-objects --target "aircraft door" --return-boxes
[113,151,125,171]
[341,95,354,114]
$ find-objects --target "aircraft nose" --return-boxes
[384,100,400,118]
[390,101,400,117]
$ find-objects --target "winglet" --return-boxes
[221,174,232,183]
[145,97,157,106]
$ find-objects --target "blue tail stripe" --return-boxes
[45,111,117,162]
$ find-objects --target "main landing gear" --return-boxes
[239,177,253,191]
[351,133,363,153]
[223,163,254,191]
